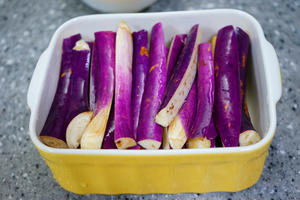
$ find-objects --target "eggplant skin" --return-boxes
[190,43,214,139]
[132,30,149,140]
[80,31,116,149]
[236,27,255,133]
[91,31,116,113]
[210,138,216,148]
[177,81,197,135]
[40,34,83,144]
[206,119,218,140]
[89,41,97,111]
[66,44,90,125]
[236,27,250,108]
[213,25,241,147]
[137,22,166,147]
[166,34,187,81]
[102,104,116,149]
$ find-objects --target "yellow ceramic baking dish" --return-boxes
[27,9,281,194]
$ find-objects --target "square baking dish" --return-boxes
[27,9,281,194]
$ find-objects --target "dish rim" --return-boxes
[28,9,280,156]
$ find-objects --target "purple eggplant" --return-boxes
[66,40,91,121]
[155,25,201,127]
[66,41,94,149]
[190,43,214,139]
[208,34,219,146]
[236,27,261,146]
[210,139,216,148]
[213,25,241,147]
[187,119,217,149]
[89,41,97,111]
[64,39,91,149]
[102,105,116,149]
[40,34,89,148]
[80,31,115,149]
[239,106,261,146]
[131,30,149,140]
[187,45,215,149]
[168,81,196,149]
[237,27,250,107]
[56,39,91,149]
[206,119,218,140]
[166,34,187,81]
[114,22,136,149]
[207,120,218,148]
[137,22,167,149]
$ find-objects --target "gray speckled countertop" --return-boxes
[0,0,299,199]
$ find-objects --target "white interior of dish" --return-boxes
[28,9,280,155]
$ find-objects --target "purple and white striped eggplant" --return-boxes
[80,31,115,149]
[114,22,136,149]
